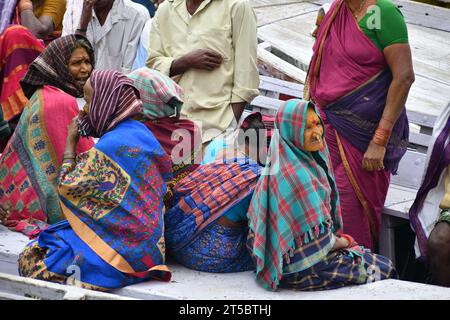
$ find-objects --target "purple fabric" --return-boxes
[409,116,450,260]
[0,0,17,34]
[322,69,409,174]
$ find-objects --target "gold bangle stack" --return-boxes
[63,151,76,163]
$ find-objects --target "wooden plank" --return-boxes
[253,2,318,27]
[405,75,450,119]
[407,109,438,127]
[391,149,427,189]
[393,0,450,32]
[259,75,304,97]
[0,273,131,300]
[258,11,316,72]
[407,24,450,85]
[257,44,307,83]
[409,131,432,148]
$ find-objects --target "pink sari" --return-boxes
[0,86,94,237]
[308,0,396,250]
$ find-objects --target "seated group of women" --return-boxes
[0,34,397,292]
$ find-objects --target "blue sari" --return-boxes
[165,158,261,273]
[18,120,173,290]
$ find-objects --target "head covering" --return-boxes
[20,34,95,99]
[78,70,143,138]
[247,99,343,290]
[127,67,184,119]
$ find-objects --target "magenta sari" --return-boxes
[308,0,409,250]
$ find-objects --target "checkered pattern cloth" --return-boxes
[247,99,343,290]
[280,246,398,291]
[128,67,184,119]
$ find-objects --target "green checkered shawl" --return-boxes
[248,99,343,290]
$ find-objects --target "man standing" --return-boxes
[147,0,259,143]
[77,0,149,73]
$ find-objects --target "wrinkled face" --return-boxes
[83,78,93,114]
[303,107,324,152]
[312,10,325,38]
[68,47,92,87]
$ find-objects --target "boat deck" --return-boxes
[1,0,450,300]
[1,224,450,300]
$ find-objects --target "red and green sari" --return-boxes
[0,86,94,237]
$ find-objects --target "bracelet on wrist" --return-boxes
[371,126,391,147]
[340,234,357,248]
[63,151,76,159]
[76,28,87,33]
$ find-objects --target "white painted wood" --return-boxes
[0,272,133,300]
[253,2,318,27]
[392,0,450,31]
[114,265,450,300]
[258,45,308,83]
[259,75,304,97]
[391,150,427,189]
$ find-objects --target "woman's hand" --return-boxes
[66,116,80,151]
[0,203,12,225]
[332,236,349,251]
[362,142,386,171]
[18,0,33,12]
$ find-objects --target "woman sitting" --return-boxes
[0,0,67,135]
[0,34,94,237]
[18,70,172,291]
[247,100,397,291]
[127,67,202,186]
[164,114,266,273]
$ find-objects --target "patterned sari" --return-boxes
[165,159,261,273]
[0,34,96,237]
[0,86,94,237]
[307,0,409,250]
[18,70,173,290]
[0,25,45,122]
[247,100,397,291]
[128,68,202,204]
[19,120,173,290]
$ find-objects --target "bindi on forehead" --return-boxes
[310,118,319,125]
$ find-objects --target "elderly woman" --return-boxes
[248,100,397,291]
[18,70,172,290]
[306,0,414,250]
[0,34,94,237]
[164,114,266,273]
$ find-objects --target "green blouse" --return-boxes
[358,0,409,51]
